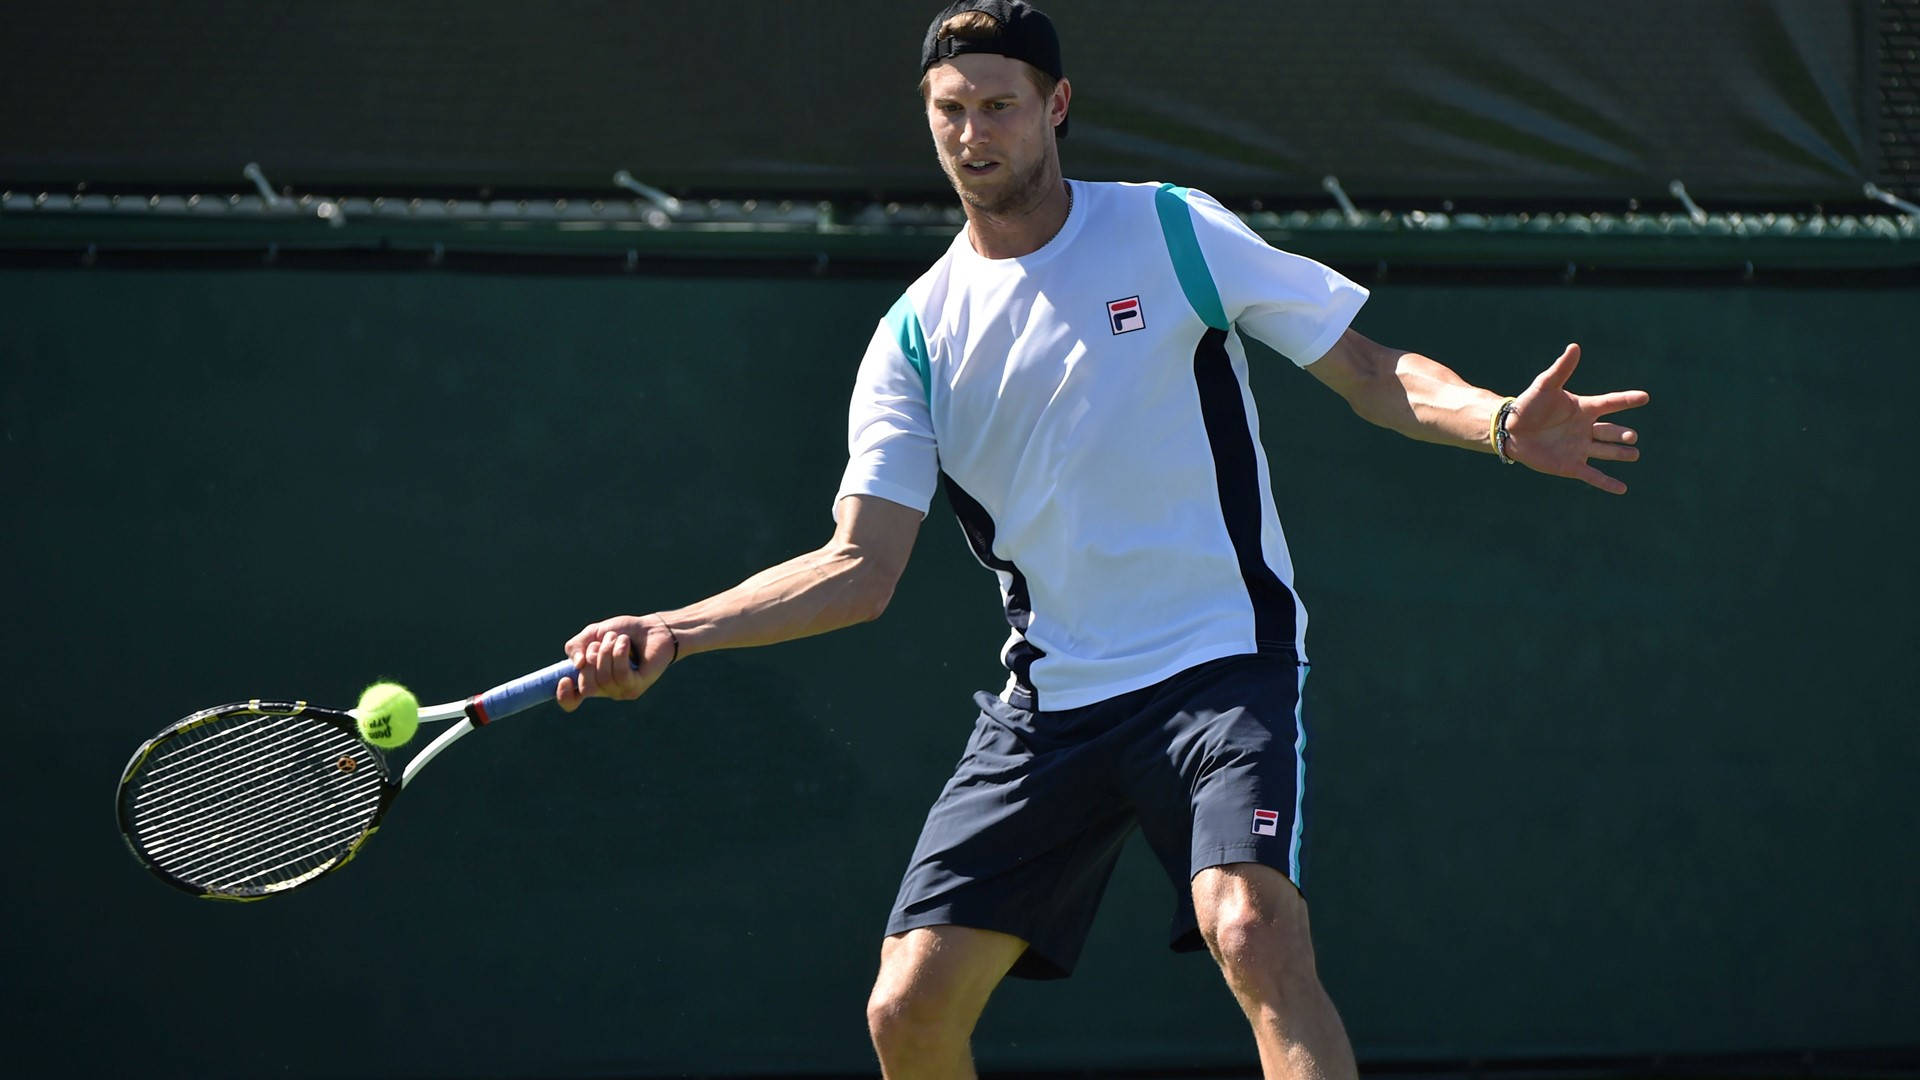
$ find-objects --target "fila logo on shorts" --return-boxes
[1107,296,1144,335]
[1251,808,1281,836]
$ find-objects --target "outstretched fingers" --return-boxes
[1532,343,1582,394]
[1577,462,1629,495]
[1588,388,1651,417]
[1582,395,1649,464]
[1510,343,1646,494]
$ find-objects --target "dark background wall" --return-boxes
[4,266,1915,1076]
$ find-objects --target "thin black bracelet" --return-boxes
[651,614,681,665]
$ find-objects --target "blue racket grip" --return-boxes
[468,653,640,725]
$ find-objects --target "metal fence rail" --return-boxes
[6,187,1918,275]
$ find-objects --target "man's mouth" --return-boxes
[960,160,1000,175]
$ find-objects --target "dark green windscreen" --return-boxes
[0,0,1895,202]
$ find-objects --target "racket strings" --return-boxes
[133,719,367,839]
[132,717,345,837]
[154,778,382,887]
[133,724,381,892]
[123,711,388,895]
[188,813,382,893]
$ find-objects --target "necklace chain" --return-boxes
[1044,180,1073,246]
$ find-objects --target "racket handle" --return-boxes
[469,659,578,724]
[467,654,640,725]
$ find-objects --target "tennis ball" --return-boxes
[354,682,419,749]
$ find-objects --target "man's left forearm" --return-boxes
[1309,330,1503,452]
[1308,329,1647,492]
[1388,351,1507,451]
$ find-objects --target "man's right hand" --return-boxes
[555,614,678,712]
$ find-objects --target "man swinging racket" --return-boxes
[559,3,1649,1077]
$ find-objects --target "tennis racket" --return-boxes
[117,658,599,901]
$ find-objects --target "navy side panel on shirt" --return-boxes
[1157,187,1301,657]
[1190,327,1299,655]
[941,472,1046,708]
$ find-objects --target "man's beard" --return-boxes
[945,150,1053,216]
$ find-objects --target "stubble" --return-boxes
[941,147,1055,217]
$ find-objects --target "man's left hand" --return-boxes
[1505,343,1650,494]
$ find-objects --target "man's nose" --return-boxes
[960,110,988,146]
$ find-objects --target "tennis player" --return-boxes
[560,2,1648,1077]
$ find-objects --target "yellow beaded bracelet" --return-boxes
[1490,397,1518,464]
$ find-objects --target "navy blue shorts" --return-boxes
[884,652,1310,980]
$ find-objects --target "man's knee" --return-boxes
[1193,864,1320,993]
[866,926,1024,1057]
[866,954,959,1053]
[866,985,949,1055]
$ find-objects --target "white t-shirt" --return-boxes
[836,179,1367,711]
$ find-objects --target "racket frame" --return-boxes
[116,699,400,901]
[119,658,589,901]
[395,697,478,787]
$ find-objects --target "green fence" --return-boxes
[4,263,1914,1076]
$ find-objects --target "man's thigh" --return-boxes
[885,691,1138,980]
[1123,654,1310,951]
[870,925,1031,1023]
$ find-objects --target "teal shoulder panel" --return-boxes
[884,292,932,409]
[1153,183,1230,331]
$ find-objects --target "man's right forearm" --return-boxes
[659,540,898,658]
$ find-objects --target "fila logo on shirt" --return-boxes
[1251,808,1281,836]
[1107,296,1144,335]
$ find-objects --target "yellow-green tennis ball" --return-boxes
[355,682,419,749]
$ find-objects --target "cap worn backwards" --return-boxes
[920,0,1067,137]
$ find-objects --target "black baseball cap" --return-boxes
[920,0,1068,137]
